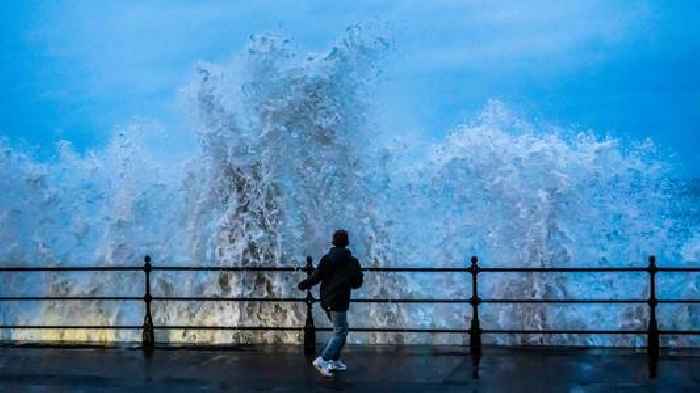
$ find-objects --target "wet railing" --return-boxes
[1,255,700,379]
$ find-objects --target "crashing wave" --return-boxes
[0,26,697,346]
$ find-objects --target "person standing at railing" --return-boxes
[298,229,363,378]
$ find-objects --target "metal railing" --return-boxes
[1,255,700,379]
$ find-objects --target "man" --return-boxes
[298,229,363,377]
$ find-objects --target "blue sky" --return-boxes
[1,1,698,177]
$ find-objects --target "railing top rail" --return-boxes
[3,265,700,273]
[153,266,304,272]
[657,267,700,272]
[480,266,700,273]
[480,267,647,273]
[0,266,143,272]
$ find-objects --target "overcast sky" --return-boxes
[1,0,698,177]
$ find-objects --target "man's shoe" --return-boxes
[312,356,334,378]
[330,360,347,371]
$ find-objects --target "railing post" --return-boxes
[142,255,155,354]
[469,256,482,379]
[303,256,316,356]
[647,255,659,378]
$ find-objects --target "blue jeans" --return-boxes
[320,310,348,361]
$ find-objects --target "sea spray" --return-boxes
[390,101,682,345]
[0,27,697,346]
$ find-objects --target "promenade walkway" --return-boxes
[0,344,698,392]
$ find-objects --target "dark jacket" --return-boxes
[298,247,363,311]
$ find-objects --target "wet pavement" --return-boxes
[0,344,698,392]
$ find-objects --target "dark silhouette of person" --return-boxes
[298,229,363,377]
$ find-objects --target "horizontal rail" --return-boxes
[156,267,471,273]
[480,267,700,273]
[150,265,692,273]
[0,266,471,273]
[2,297,692,304]
[346,328,468,333]
[481,330,645,335]
[0,325,144,330]
[350,298,470,303]
[153,297,307,302]
[657,267,700,272]
[0,325,467,334]
[0,297,142,301]
[657,299,700,304]
[0,267,142,272]
[154,326,304,331]
[153,297,473,303]
[154,326,470,333]
[3,266,700,273]
[152,266,303,272]
[362,267,470,272]
[480,267,648,273]
[480,299,647,304]
[482,330,700,336]
[659,330,700,336]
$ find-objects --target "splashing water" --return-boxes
[1,27,698,346]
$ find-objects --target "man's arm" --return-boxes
[350,257,363,289]
[298,256,327,290]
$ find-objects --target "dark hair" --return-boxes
[332,229,349,247]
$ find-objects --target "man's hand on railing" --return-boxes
[298,279,312,291]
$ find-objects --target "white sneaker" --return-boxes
[329,360,347,371]
[312,356,334,377]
